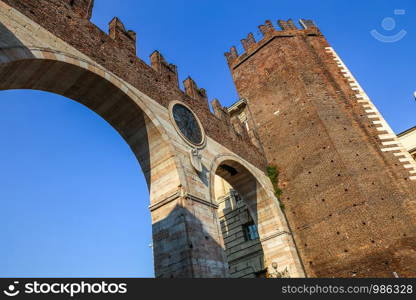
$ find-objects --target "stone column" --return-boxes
[150,187,229,278]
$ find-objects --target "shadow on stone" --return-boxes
[152,203,229,278]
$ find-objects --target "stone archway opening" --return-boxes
[214,166,267,278]
[0,53,188,276]
[0,88,155,277]
[212,159,305,278]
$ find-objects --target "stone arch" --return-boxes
[209,154,305,277]
[0,46,186,205]
[0,33,209,278]
[0,20,231,277]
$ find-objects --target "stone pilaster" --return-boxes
[150,188,229,278]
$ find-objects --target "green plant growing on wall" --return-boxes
[267,165,285,209]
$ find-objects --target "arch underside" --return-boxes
[0,49,230,278]
[214,158,305,277]
[0,52,218,278]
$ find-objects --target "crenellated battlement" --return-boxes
[225,18,320,68]
[37,1,241,122]
[65,0,248,138]
[211,99,251,142]
[240,33,256,52]
[211,99,231,123]
[67,0,94,20]
[1,0,261,150]
[150,51,179,88]
[183,77,208,105]
[109,17,137,55]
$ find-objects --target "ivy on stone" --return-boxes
[267,165,285,210]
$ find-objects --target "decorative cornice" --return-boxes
[149,190,218,212]
[397,126,416,138]
[227,98,247,114]
[260,230,292,243]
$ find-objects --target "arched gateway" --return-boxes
[0,0,304,277]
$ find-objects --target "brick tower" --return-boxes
[225,19,416,277]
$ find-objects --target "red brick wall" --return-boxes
[227,20,416,277]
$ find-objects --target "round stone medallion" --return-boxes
[171,103,204,146]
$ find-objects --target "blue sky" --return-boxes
[0,0,414,277]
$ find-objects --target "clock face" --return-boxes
[172,104,203,145]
